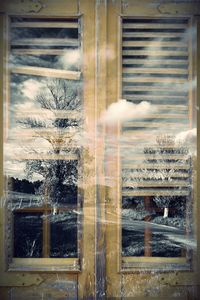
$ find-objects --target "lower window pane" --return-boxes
[50,211,77,258]
[122,196,190,257]
[14,212,43,258]
[122,228,145,256]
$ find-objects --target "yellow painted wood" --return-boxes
[123,32,186,38]
[121,114,188,120]
[11,66,81,80]
[11,21,78,28]
[124,121,188,128]
[9,258,80,272]
[123,94,187,100]
[122,273,190,299]
[11,38,78,47]
[0,1,200,299]
[158,3,200,15]
[122,256,187,263]
[123,86,188,92]
[95,0,107,297]
[122,190,190,197]
[123,58,188,65]
[123,41,188,48]
[122,0,200,16]
[123,181,189,188]
[123,50,188,56]
[7,274,78,299]
[123,77,187,84]
[0,272,43,287]
[123,23,188,29]
[78,0,96,298]
[106,0,122,298]
[123,67,188,74]
[0,0,78,15]
[12,49,78,55]
[0,0,80,294]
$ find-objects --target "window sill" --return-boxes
[121,256,192,272]
[8,257,81,272]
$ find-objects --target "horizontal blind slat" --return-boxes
[11,22,78,28]
[123,59,188,65]
[122,77,187,83]
[122,181,189,188]
[123,50,188,56]
[123,67,188,74]
[11,38,79,47]
[123,23,188,29]
[122,190,190,196]
[11,66,81,80]
[123,41,187,47]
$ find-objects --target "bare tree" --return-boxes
[17,78,82,206]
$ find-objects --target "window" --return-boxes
[0,1,200,298]
[4,17,82,271]
[120,17,196,270]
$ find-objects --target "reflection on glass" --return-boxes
[122,195,189,257]
[14,212,43,258]
[121,17,196,261]
[5,17,82,260]
[50,212,77,258]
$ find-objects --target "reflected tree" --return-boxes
[143,135,190,219]
[17,78,82,206]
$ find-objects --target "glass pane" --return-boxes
[10,17,80,71]
[122,196,188,257]
[50,211,77,258]
[121,17,196,260]
[14,212,43,258]
[5,17,82,260]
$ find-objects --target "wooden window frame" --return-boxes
[4,14,84,272]
[118,15,197,272]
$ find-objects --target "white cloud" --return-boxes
[4,140,24,159]
[4,160,26,179]
[21,79,44,99]
[4,138,48,181]
[100,99,155,125]
[59,49,80,69]
[4,160,43,181]
[175,128,197,145]
[175,128,197,155]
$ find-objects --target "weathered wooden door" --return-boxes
[0,1,200,300]
[104,1,200,299]
[0,1,97,299]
